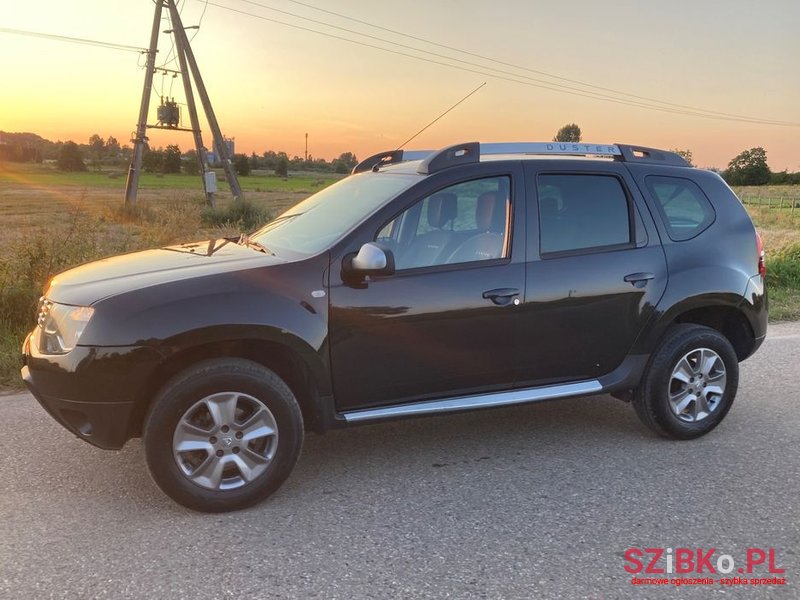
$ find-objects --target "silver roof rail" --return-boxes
[354,141,689,175]
[352,149,434,174]
[482,142,622,157]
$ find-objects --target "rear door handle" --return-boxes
[624,272,655,288]
[482,288,520,306]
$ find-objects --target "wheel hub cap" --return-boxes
[668,347,727,423]
[172,392,279,491]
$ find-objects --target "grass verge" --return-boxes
[766,244,800,321]
[0,198,273,388]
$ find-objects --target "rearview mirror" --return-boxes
[343,242,395,278]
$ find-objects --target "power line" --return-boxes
[200,1,799,127]
[189,0,210,43]
[279,0,792,126]
[157,10,179,69]
[0,27,147,53]
[227,0,797,127]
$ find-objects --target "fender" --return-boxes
[77,258,332,395]
[632,262,753,356]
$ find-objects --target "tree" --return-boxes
[332,151,358,174]
[262,150,278,171]
[142,147,164,173]
[183,149,200,175]
[671,148,694,167]
[234,153,251,176]
[88,134,105,170]
[275,155,289,177]
[553,123,582,143]
[724,147,771,186]
[163,145,182,174]
[57,141,87,171]
[105,136,120,157]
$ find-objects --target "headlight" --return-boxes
[36,298,94,354]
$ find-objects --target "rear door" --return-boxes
[517,161,667,386]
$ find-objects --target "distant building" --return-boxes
[207,137,235,165]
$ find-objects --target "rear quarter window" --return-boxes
[645,176,715,241]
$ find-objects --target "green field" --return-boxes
[0,162,341,192]
[0,162,798,388]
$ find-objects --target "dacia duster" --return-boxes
[22,142,767,511]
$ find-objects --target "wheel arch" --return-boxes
[639,297,756,362]
[130,333,331,438]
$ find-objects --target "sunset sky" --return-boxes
[1,0,798,170]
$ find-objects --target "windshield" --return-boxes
[250,172,418,257]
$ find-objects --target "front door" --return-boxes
[329,171,525,411]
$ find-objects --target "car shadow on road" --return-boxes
[24,394,660,514]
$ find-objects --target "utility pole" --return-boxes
[167,8,214,206]
[305,133,308,162]
[124,1,163,205]
[167,0,243,202]
[124,0,242,205]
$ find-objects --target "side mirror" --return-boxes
[343,242,395,278]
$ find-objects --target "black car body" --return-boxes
[22,142,767,511]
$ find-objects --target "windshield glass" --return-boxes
[250,172,418,257]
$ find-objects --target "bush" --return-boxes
[234,154,251,176]
[201,201,271,231]
[767,244,800,290]
[163,145,182,174]
[0,209,127,387]
[275,156,289,178]
[56,141,86,172]
[0,196,269,387]
[108,202,158,224]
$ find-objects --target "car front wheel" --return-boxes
[144,358,304,512]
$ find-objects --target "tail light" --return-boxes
[756,231,766,278]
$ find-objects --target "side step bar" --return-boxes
[341,380,603,424]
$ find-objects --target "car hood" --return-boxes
[46,239,285,306]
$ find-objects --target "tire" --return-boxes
[143,358,304,512]
[633,324,739,440]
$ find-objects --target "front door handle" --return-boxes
[624,272,655,288]
[482,288,520,306]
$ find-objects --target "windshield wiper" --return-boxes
[266,212,304,225]
[238,233,275,255]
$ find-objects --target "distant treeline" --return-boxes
[1,131,798,185]
[0,131,358,176]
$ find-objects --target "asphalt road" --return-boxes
[1,323,798,600]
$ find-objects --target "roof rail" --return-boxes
[417,142,479,174]
[352,149,433,174]
[615,144,689,167]
[354,141,689,175]
[482,142,622,158]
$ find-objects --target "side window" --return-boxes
[377,176,511,270]
[537,174,631,255]
[645,176,715,241]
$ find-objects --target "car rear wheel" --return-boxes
[633,324,739,439]
[144,358,303,512]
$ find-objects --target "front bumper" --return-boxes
[21,332,163,450]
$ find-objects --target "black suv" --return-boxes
[22,142,767,512]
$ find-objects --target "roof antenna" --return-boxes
[396,82,486,150]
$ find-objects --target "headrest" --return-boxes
[539,195,560,215]
[427,192,457,228]
[476,191,506,232]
